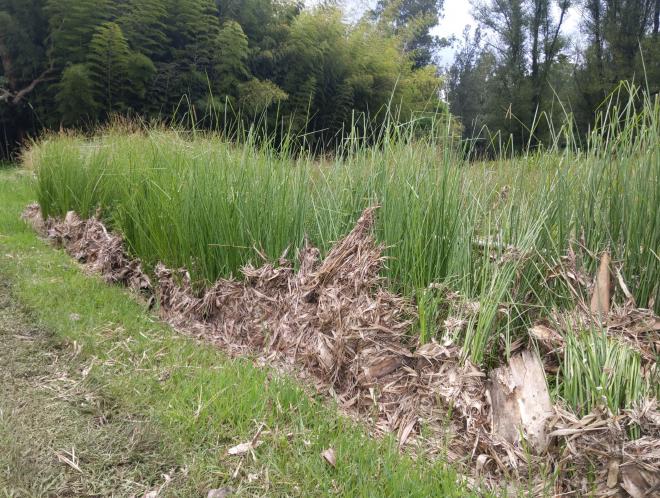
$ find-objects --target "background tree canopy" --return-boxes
[0,0,447,156]
[1,0,658,157]
[448,0,660,150]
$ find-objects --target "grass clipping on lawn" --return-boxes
[23,203,660,497]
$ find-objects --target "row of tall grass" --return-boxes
[30,84,659,413]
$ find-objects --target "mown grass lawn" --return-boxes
[0,166,475,496]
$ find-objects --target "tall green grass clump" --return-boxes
[34,125,475,294]
[30,85,660,374]
[561,329,647,416]
[36,131,311,282]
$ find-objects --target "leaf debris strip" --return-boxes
[23,204,660,496]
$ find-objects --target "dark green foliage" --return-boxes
[125,53,157,103]
[572,0,659,133]
[0,0,52,156]
[273,8,444,145]
[470,0,532,148]
[448,0,660,149]
[0,1,49,84]
[88,22,131,114]
[56,64,97,126]
[446,28,490,138]
[371,0,446,68]
[118,0,168,60]
[216,0,277,42]
[45,0,116,66]
[215,20,249,101]
[4,0,655,156]
[1,0,446,155]
[238,78,288,117]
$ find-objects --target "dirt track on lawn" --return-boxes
[0,278,173,497]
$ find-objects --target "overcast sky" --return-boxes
[433,1,582,65]
[305,1,584,66]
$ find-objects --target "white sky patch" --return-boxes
[304,0,584,66]
[435,1,583,66]
[434,1,475,66]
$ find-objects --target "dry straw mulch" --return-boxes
[23,203,659,497]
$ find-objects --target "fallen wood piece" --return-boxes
[529,324,564,351]
[620,464,660,498]
[615,267,636,307]
[361,356,403,382]
[590,251,611,319]
[489,350,554,453]
[321,448,336,467]
[227,424,264,456]
[227,440,262,456]
[606,458,619,489]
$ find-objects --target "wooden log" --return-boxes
[489,349,554,453]
[590,251,611,318]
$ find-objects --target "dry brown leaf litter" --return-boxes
[540,249,659,366]
[23,203,659,496]
[22,205,151,292]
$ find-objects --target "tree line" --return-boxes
[2,0,658,158]
[0,0,447,156]
[447,0,660,150]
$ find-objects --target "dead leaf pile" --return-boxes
[545,247,659,362]
[23,204,660,496]
[23,204,151,292]
[550,401,660,497]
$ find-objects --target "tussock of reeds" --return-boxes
[22,83,660,496]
